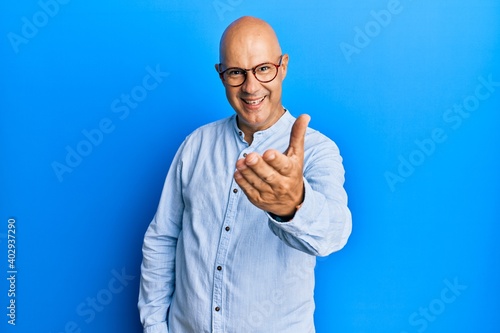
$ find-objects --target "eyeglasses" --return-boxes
[218,55,283,87]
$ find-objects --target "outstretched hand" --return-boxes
[234,114,310,218]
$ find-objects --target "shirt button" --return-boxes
[233,188,238,193]
[225,226,230,232]
[243,153,247,157]
[238,131,243,136]
[217,266,222,271]
[215,306,221,312]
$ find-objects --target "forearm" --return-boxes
[139,142,187,331]
[267,177,351,256]
[138,217,178,332]
[267,140,352,256]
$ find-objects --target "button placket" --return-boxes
[212,177,241,331]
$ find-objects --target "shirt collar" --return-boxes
[232,108,294,145]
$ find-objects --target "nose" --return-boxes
[241,71,260,94]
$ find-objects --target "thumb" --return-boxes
[286,114,310,158]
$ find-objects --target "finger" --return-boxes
[235,154,276,189]
[286,114,310,159]
[234,169,261,201]
[234,166,274,207]
[262,149,294,176]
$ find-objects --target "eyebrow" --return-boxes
[219,56,281,70]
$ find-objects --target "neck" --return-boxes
[237,107,286,145]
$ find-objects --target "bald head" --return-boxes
[215,16,289,142]
[219,16,282,65]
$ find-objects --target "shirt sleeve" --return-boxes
[267,136,352,257]
[138,142,186,333]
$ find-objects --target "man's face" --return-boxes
[218,37,288,140]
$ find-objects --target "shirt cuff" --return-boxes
[144,321,168,333]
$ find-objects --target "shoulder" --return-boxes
[284,110,338,151]
[183,115,234,144]
[283,110,341,163]
[173,115,235,160]
[305,125,340,153]
[302,125,343,174]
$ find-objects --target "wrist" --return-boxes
[269,201,303,222]
[269,183,305,222]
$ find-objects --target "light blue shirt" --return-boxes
[138,110,352,333]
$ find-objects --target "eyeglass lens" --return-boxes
[223,63,279,86]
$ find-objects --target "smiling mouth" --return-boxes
[242,96,266,105]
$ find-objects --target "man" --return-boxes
[138,16,352,333]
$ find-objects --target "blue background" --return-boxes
[1,0,499,332]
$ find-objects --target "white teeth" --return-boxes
[244,97,265,105]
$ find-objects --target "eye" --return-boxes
[256,65,272,73]
[227,69,245,77]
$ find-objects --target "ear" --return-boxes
[280,54,289,80]
[215,64,225,85]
